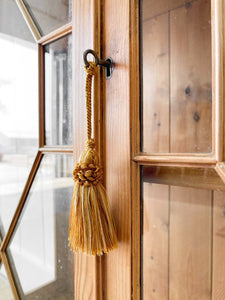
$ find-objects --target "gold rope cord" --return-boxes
[84,61,97,141]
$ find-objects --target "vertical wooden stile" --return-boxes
[39,44,45,148]
[102,0,131,299]
[94,0,103,299]
[212,0,224,161]
[130,0,141,298]
[73,0,100,299]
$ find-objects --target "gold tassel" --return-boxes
[69,62,118,255]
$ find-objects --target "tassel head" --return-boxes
[73,139,103,187]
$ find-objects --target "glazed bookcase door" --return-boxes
[1,0,225,300]
[136,0,225,299]
[72,0,225,299]
[95,0,225,299]
[0,0,74,299]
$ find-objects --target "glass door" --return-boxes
[138,0,225,299]
[0,0,74,299]
[96,0,225,299]
[2,1,224,299]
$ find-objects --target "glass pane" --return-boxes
[142,166,225,299]
[141,0,212,153]
[45,35,73,146]
[0,0,34,43]
[7,154,74,299]
[0,0,38,237]
[0,263,14,300]
[23,0,72,36]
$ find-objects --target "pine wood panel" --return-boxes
[212,191,225,300]
[142,14,169,153]
[142,0,212,154]
[170,0,212,153]
[142,0,189,21]
[143,183,169,299]
[102,0,131,298]
[169,186,212,300]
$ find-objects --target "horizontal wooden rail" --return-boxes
[142,165,225,191]
[38,22,72,45]
[39,146,73,153]
[133,154,217,167]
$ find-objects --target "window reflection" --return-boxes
[0,0,38,238]
[45,35,73,146]
[23,0,72,36]
[8,154,74,299]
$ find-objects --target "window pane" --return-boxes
[142,166,225,299]
[141,0,212,153]
[0,0,34,43]
[23,0,72,36]
[45,35,73,146]
[0,0,38,238]
[0,263,14,300]
[7,154,74,299]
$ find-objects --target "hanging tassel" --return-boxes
[69,61,118,255]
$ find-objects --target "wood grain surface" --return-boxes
[143,183,169,299]
[73,0,100,299]
[212,191,225,300]
[102,0,131,299]
[142,13,169,153]
[142,0,212,153]
[142,0,193,21]
[142,183,213,300]
[169,186,212,300]
[170,0,212,153]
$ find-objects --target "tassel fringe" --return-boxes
[69,183,118,255]
[69,139,118,255]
